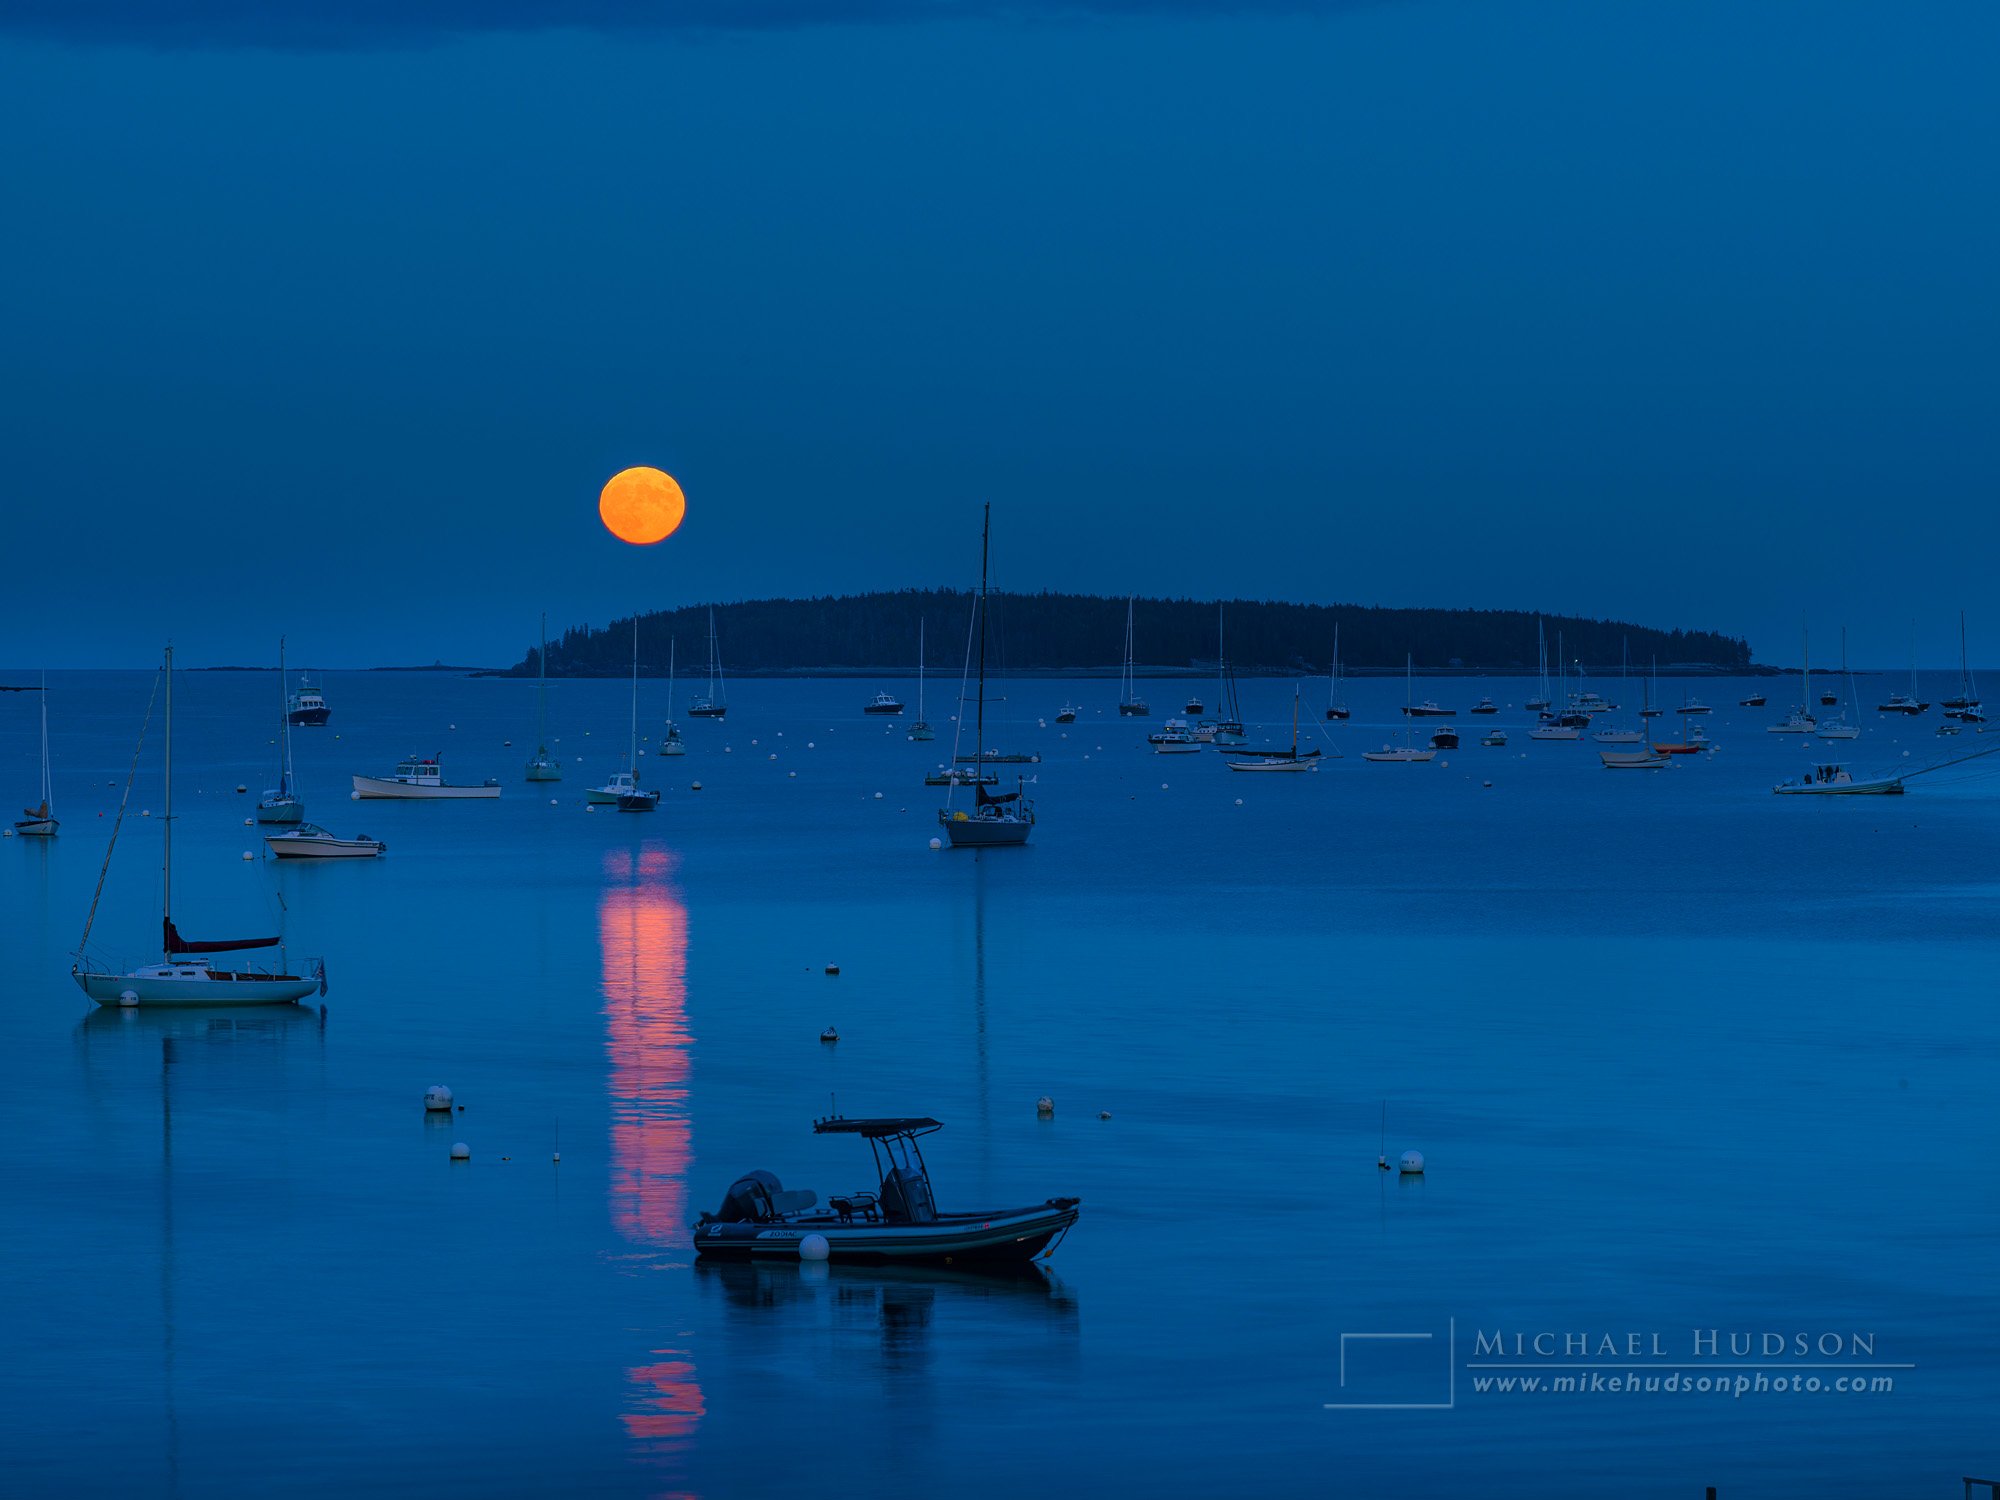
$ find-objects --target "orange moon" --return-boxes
[598,467,686,545]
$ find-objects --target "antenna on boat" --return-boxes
[1378,1101,1389,1171]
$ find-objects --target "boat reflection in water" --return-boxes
[597,844,705,1453]
[695,1258,1078,1377]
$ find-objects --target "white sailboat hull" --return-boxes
[1228,758,1319,772]
[75,966,320,1006]
[352,775,500,799]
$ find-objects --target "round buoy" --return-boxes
[425,1085,454,1112]
[1483,780,1493,788]
[929,837,942,850]
[1160,782,1169,790]
[119,990,139,1008]
[692,781,703,790]
[243,817,253,827]
[1234,798,1243,806]
[586,804,596,813]
[1099,1110,1112,1120]
[725,747,733,754]
[788,771,796,778]
[550,798,558,805]
[821,1026,839,1043]
[235,784,247,794]
[873,791,883,800]
[141,810,150,818]
[351,791,360,800]
[1399,1150,1425,1176]
[1,829,11,838]
[751,738,759,746]
[1036,1096,1054,1117]
[450,1142,471,1161]
[808,742,815,749]
[799,1233,830,1261]
[241,850,253,861]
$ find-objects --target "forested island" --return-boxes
[498,591,1755,678]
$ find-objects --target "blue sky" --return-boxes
[1,1,1994,667]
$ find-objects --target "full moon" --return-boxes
[598,467,686,545]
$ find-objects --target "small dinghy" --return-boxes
[694,1115,1080,1267]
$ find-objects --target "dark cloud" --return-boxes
[1,0,1349,49]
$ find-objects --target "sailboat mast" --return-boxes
[537,613,548,748]
[38,670,51,809]
[667,637,676,719]
[162,644,173,952]
[629,619,640,781]
[918,618,926,718]
[975,504,990,764]
[279,636,295,797]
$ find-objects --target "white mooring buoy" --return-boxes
[1399,1150,1425,1176]
[928,837,942,850]
[799,1233,830,1262]
[425,1085,455,1112]
[119,990,139,1008]
[450,1142,471,1161]
[241,850,253,861]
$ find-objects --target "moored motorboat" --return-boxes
[1480,728,1508,747]
[864,690,904,716]
[1429,726,1459,750]
[1055,703,1078,723]
[353,756,500,798]
[694,1115,1079,1266]
[1739,693,1767,707]
[1600,748,1669,770]
[1773,763,1904,796]
[264,823,385,858]
[1469,697,1498,714]
[1362,744,1435,763]
[286,672,330,727]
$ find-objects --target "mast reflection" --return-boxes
[598,843,704,1450]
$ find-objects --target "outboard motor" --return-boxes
[879,1165,936,1224]
[715,1170,783,1223]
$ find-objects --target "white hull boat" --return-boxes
[77,961,322,1006]
[1362,746,1435,763]
[353,756,500,798]
[1774,763,1904,796]
[265,824,386,858]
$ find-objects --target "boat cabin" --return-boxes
[390,757,444,786]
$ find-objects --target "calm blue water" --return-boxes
[3,669,1996,1498]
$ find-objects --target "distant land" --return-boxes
[490,591,1760,679]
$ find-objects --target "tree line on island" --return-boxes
[502,590,1753,678]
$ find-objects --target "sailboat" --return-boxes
[1363,656,1439,762]
[1877,627,1928,715]
[1203,605,1246,743]
[599,621,658,811]
[1117,597,1149,716]
[1591,640,1645,744]
[660,638,686,756]
[1815,627,1861,740]
[1525,619,1551,712]
[1642,657,1666,717]
[256,639,306,824]
[1229,691,1323,770]
[1324,623,1349,720]
[525,613,562,781]
[1530,640,1581,740]
[939,505,1034,847]
[73,647,324,1006]
[1942,611,1983,721]
[908,620,936,741]
[15,672,57,836]
[1767,625,1817,734]
[688,608,728,719]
